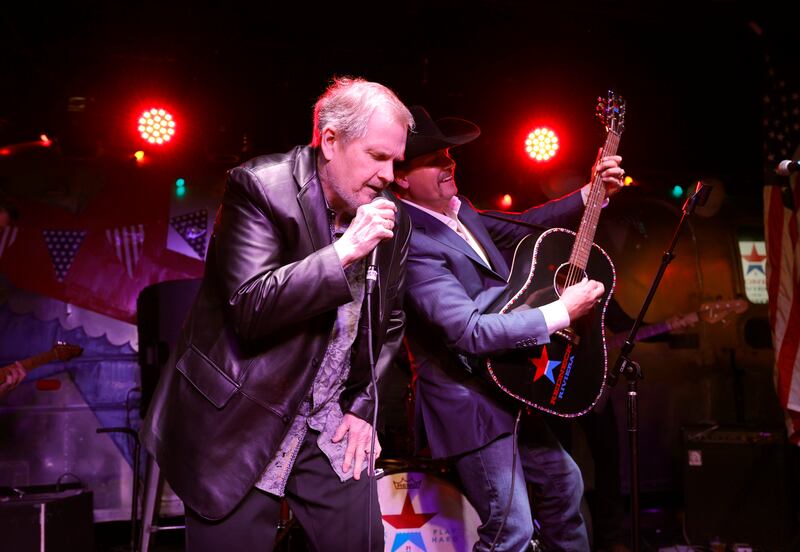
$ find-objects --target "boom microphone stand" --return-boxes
[606,181,712,552]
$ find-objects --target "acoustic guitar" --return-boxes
[484,91,625,417]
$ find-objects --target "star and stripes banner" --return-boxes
[762,50,800,445]
[169,208,209,260]
[42,229,87,282]
[105,225,145,278]
[764,180,800,445]
[0,225,18,260]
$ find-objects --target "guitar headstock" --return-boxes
[596,90,626,135]
[53,342,84,361]
[698,298,748,324]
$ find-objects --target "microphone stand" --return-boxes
[606,181,712,552]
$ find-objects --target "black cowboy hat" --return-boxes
[403,105,481,161]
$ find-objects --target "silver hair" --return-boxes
[311,77,413,147]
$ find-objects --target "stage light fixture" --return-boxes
[525,127,559,162]
[138,108,176,145]
[499,194,513,209]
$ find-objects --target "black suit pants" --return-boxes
[185,429,384,552]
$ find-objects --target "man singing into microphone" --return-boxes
[142,77,413,552]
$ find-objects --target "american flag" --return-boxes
[105,225,145,278]
[762,54,800,444]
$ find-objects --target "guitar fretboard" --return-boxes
[608,321,670,349]
[18,351,59,372]
[607,312,700,349]
[566,129,621,280]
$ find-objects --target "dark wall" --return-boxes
[1,2,796,207]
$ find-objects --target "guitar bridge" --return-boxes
[554,327,580,345]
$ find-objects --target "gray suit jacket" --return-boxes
[402,193,583,458]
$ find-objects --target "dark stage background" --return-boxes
[1,2,797,205]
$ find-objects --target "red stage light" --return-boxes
[499,194,513,209]
[524,127,559,162]
[138,108,176,145]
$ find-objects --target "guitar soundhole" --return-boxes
[553,263,586,296]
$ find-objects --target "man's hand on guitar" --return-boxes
[560,279,605,322]
[593,154,625,196]
[0,361,26,397]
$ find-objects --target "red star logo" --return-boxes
[530,347,559,383]
[382,494,436,529]
[743,244,766,263]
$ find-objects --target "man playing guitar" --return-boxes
[392,105,624,551]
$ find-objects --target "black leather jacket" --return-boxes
[141,146,410,519]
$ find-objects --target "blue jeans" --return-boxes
[453,414,589,552]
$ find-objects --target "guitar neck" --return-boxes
[607,312,700,349]
[0,343,84,385]
[20,350,62,372]
[608,321,671,349]
[568,129,621,271]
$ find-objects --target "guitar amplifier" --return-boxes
[682,425,794,549]
[0,486,94,551]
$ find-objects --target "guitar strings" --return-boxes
[564,129,620,290]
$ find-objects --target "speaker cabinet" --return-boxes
[136,278,202,417]
[682,425,794,549]
[0,488,94,551]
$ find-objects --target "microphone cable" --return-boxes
[365,255,380,552]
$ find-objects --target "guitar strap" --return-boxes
[477,211,550,233]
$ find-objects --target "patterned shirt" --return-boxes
[255,217,366,497]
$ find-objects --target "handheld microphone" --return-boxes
[365,196,387,295]
[365,247,379,295]
[776,159,800,176]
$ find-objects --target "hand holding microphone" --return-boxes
[333,198,396,269]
